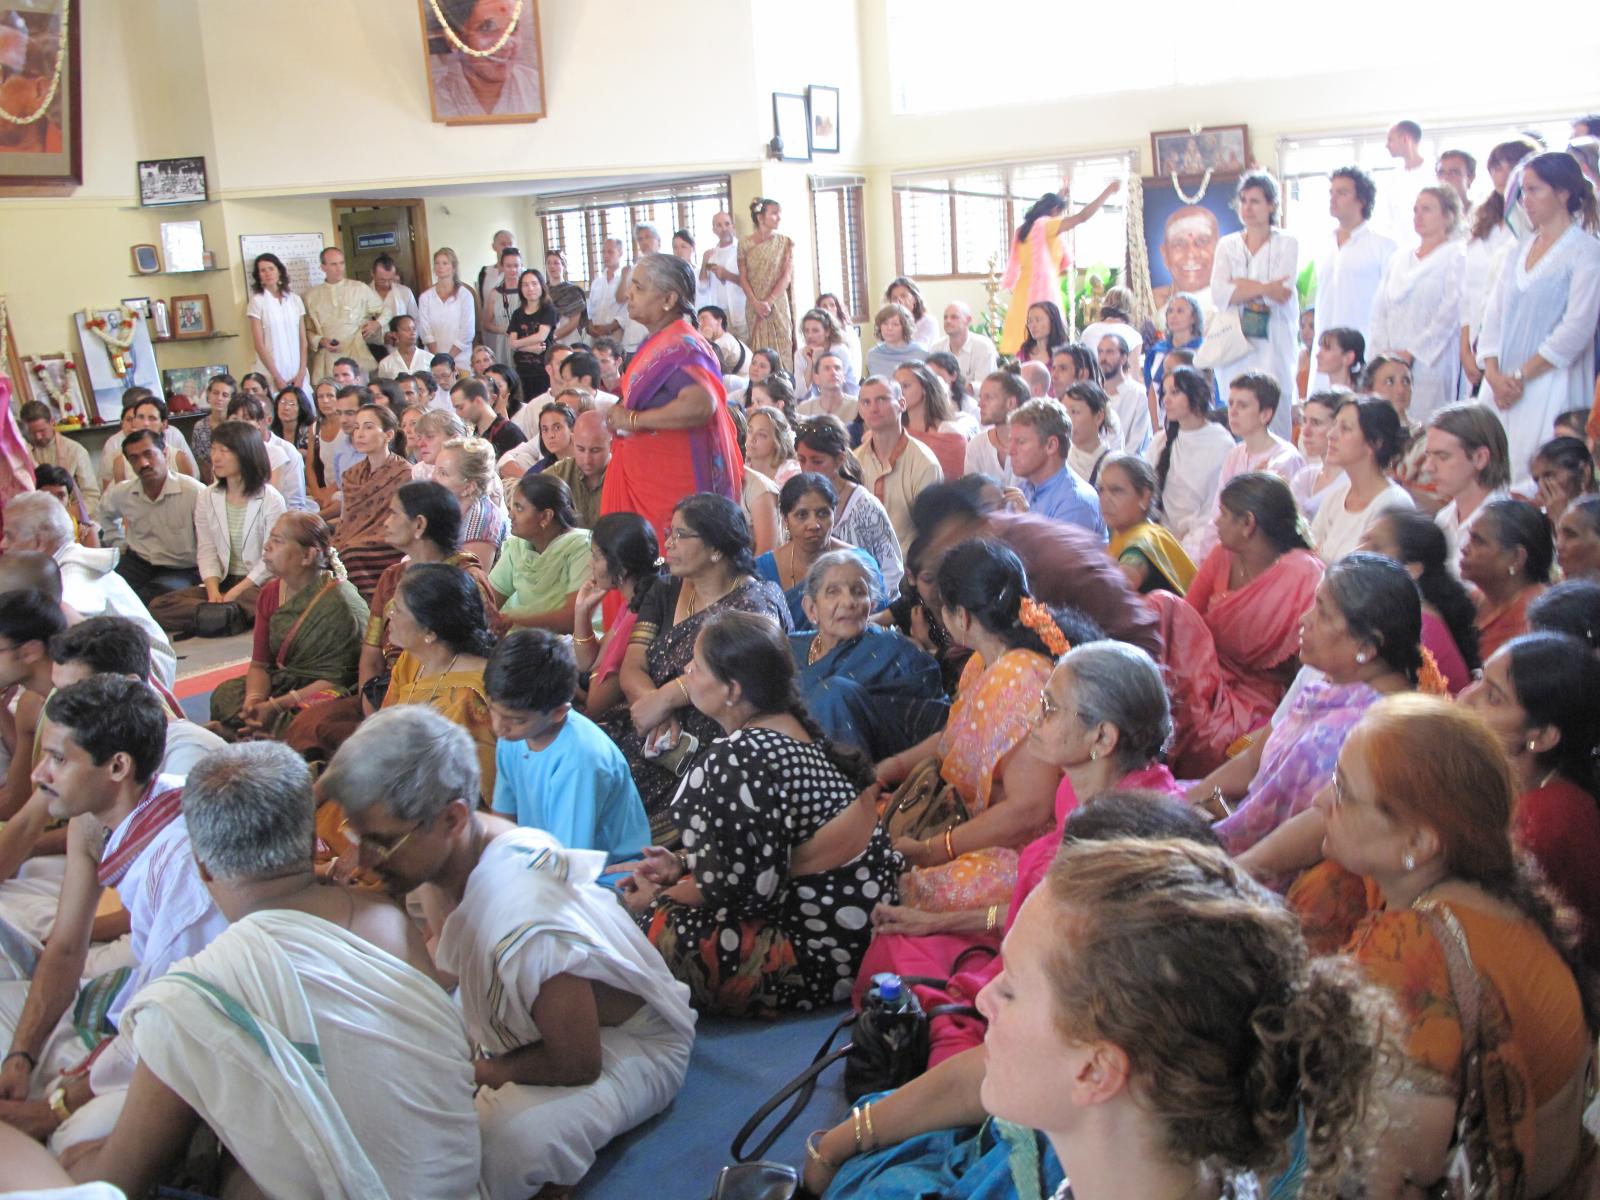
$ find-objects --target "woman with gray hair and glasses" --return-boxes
[598,254,745,543]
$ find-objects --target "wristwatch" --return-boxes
[47,1083,71,1122]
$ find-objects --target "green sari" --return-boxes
[210,573,369,738]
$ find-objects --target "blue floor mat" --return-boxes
[577,1008,851,1197]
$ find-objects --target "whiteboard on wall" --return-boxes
[238,233,326,297]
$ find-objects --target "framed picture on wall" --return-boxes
[417,0,545,125]
[772,92,810,163]
[137,156,208,207]
[170,294,213,339]
[130,244,160,275]
[22,354,89,425]
[162,364,228,408]
[0,1,82,187]
[1141,175,1242,312]
[807,85,839,154]
[1149,125,1250,178]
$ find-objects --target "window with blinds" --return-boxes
[810,175,868,321]
[538,176,732,290]
[892,152,1133,281]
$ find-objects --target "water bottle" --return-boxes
[872,972,913,1012]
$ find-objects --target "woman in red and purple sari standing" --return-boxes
[601,254,743,540]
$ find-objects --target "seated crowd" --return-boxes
[2,129,1600,1199]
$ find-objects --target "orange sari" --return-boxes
[600,319,743,542]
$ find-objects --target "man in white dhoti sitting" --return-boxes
[0,677,226,1153]
[327,705,697,1199]
[66,741,482,1200]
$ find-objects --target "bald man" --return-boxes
[542,410,611,529]
[476,229,516,300]
[930,302,998,391]
[1153,205,1221,310]
[1019,360,1051,399]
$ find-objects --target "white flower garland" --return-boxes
[1170,169,1214,206]
[0,0,70,127]
[30,358,79,419]
[81,306,137,353]
[427,0,521,56]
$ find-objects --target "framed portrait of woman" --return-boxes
[418,0,545,126]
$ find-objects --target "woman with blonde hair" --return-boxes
[418,246,476,363]
[794,306,859,398]
[409,408,468,482]
[1368,185,1467,425]
[433,435,509,566]
[743,404,799,486]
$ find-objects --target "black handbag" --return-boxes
[728,969,987,1165]
[193,601,246,638]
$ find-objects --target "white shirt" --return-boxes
[417,285,476,362]
[796,394,860,427]
[1310,222,1397,389]
[373,282,418,327]
[585,267,629,341]
[929,332,999,388]
[963,427,1019,488]
[1310,476,1415,565]
[1107,375,1153,455]
[1144,421,1235,546]
[702,241,746,332]
[265,433,312,511]
[1368,240,1467,425]
[246,290,307,385]
[376,346,434,380]
[53,544,177,687]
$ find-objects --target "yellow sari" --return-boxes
[1109,520,1197,594]
[381,652,497,800]
[739,232,796,372]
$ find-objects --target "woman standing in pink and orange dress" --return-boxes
[999,179,1121,356]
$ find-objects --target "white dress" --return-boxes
[1477,225,1600,490]
[1310,222,1397,390]
[245,290,307,386]
[417,284,477,363]
[1145,420,1236,548]
[1209,230,1299,440]
[1458,222,1517,402]
[1309,476,1414,565]
[1368,240,1467,425]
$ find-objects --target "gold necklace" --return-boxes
[807,634,833,665]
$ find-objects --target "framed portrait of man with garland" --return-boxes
[0,0,82,187]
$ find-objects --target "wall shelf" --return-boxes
[155,332,238,344]
[128,266,227,278]
[119,199,215,212]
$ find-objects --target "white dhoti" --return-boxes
[121,909,481,1200]
[436,828,697,1196]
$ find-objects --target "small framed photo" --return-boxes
[170,294,214,339]
[1150,125,1250,178]
[159,220,206,273]
[137,156,208,207]
[772,92,811,163]
[131,244,161,275]
[21,355,89,424]
[120,297,150,317]
[807,85,839,154]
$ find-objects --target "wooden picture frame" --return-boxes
[131,244,160,274]
[806,85,839,154]
[137,156,208,207]
[170,294,213,340]
[418,0,545,126]
[1149,125,1250,178]
[1,301,24,401]
[773,92,810,163]
[0,0,82,188]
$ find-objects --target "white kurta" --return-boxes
[702,242,747,333]
[304,278,382,377]
[1477,225,1600,490]
[1310,222,1396,389]
[963,428,1019,489]
[417,284,477,363]
[1377,162,1435,251]
[1110,375,1152,455]
[1368,240,1467,425]
[435,829,695,1197]
[1209,230,1299,440]
[1145,420,1236,547]
[245,291,307,386]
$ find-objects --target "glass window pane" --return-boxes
[896,189,953,277]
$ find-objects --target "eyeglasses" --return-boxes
[1033,687,1063,725]
[664,527,704,545]
[338,819,421,864]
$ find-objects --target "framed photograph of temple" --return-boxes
[0,0,83,187]
[418,0,545,126]
[1150,125,1249,178]
[137,156,208,207]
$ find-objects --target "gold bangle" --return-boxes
[986,904,1000,933]
[675,677,690,703]
[862,1101,877,1149]
[943,828,956,863]
[851,1105,864,1154]
[572,632,596,645]
[805,1129,838,1169]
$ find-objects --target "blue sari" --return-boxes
[826,1113,1063,1200]
[756,546,887,631]
[792,625,948,761]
